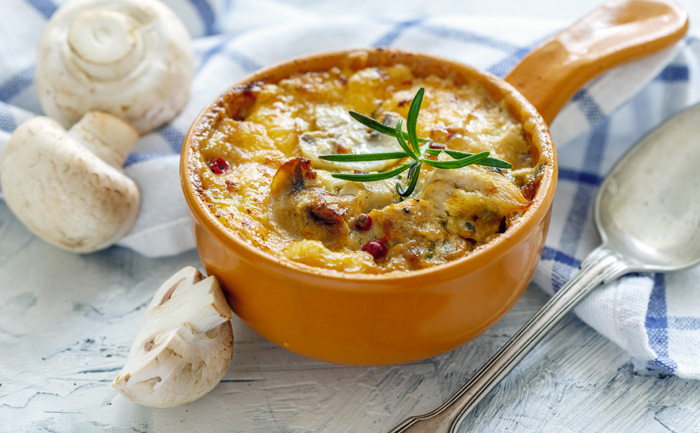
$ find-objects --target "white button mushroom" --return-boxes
[0,111,140,253]
[36,0,195,133]
[113,267,234,408]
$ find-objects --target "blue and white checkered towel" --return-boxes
[1,0,699,378]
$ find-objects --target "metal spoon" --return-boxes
[389,102,700,433]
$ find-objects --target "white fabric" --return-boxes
[1,0,699,378]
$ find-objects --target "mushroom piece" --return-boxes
[268,157,361,249]
[113,266,234,408]
[35,0,194,133]
[0,111,140,253]
[299,107,404,172]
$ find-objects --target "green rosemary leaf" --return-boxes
[397,161,422,197]
[320,152,409,162]
[395,119,419,159]
[349,111,398,137]
[424,148,446,156]
[422,151,490,169]
[426,148,513,169]
[407,87,424,154]
[331,163,411,181]
[474,157,512,169]
[348,111,427,143]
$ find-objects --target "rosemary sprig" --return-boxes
[320,87,513,198]
[320,151,409,162]
[421,151,490,169]
[330,163,411,181]
[348,112,427,145]
[424,148,512,169]
[397,161,422,197]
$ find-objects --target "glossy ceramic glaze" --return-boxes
[180,0,687,365]
[507,0,688,124]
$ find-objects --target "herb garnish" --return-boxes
[319,87,513,198]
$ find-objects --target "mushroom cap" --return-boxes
[35,0,194,133]
[112,267,234,408]
[0,114,140,253]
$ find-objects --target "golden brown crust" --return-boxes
[189,61,540,273]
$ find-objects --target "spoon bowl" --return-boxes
[596,101,700,271]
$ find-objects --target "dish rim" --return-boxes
[180,47,558,287]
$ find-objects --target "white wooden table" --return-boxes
[2,0,700,432]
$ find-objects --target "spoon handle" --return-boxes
[388,246,630,433]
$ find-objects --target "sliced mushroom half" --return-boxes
[112,267,234,408]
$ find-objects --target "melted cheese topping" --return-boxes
[192,64,542,273]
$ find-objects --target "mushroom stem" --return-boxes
[68,111,138,168]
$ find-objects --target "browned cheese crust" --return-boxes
[191,64,543,273]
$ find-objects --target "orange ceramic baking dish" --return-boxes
[180,0,687,365]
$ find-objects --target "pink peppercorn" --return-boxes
[210,157,229,174]
[362,237,387,261]
[354,213,372,231]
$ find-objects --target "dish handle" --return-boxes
[505,0,688,124]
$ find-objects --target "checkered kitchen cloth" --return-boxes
[1,0,700,378]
